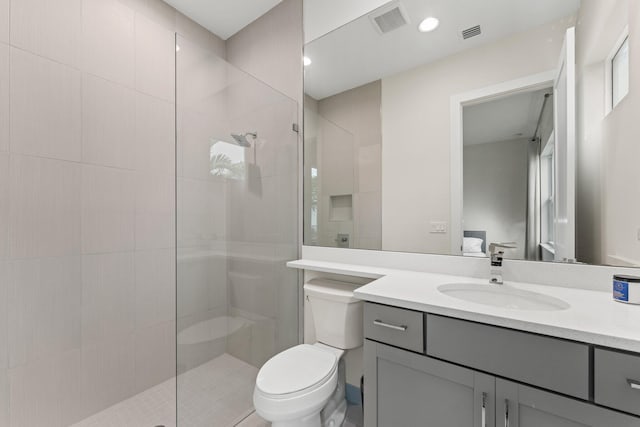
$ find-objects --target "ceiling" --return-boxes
[304,0,391,43]
[163,0,282,40]
[463,88,552,146]
[304,0,580,100]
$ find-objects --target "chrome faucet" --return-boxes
[488,242,517,284]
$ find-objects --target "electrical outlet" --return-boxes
[430,221,448,234]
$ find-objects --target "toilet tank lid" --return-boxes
[303,279,361,303]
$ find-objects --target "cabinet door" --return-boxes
[364,340,494,427]
[496,379,640,427]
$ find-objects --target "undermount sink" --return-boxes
[437,283,570,311]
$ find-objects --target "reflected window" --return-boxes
[310,167,319,241]
[210,140,245,179]
[611,36,629,109]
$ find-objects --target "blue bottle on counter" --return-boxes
[613,275,640,304]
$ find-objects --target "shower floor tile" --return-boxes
[235,411,270,427]
[70,377,176,427]
[71,353,258,427]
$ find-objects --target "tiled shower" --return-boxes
[0,0,302,425]
[175,34,300,426]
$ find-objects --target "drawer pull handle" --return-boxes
[481,392,487,427]
[504,399,510,427]
[628,379,640,390]
[373,319,408,331]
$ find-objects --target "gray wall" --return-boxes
[226,0,303,105]
[464,139,529,260]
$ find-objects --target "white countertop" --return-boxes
[288,259,640,353]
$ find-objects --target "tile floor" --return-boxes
[71,352,363,427]
[235,412,270,427]
[70,376,177,427]
[71,353,257,427]
[235,404,363,427]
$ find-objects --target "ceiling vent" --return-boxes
[370,3,409,35]
[462,25,482,40]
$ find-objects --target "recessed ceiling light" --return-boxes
[418,17,440,33]
[303,56,312,66]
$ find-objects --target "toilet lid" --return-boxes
[256,344,337,396]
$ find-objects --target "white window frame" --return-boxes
[540,133,555,253]
[605,26,630,115]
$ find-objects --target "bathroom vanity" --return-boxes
[298,0,640,424]
[288,257,640,427]
[363,303,640,426]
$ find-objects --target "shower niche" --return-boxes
[330,194,353,222]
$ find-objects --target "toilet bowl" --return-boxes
[253,279,363,427]
[254,343,343,427]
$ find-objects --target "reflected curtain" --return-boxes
[525,139,541,261]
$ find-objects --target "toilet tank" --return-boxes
[304,279,364,349]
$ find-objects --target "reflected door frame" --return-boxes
[450,70,556,255]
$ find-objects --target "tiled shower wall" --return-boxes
[0,0,224,425]
[224,0,303,368]
[176,0,303,376]
[176,37,231,374]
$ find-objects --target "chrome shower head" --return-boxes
[230,132,257,148]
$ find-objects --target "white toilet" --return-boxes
[253,279,363,427]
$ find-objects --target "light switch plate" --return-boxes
[430,221,448,234]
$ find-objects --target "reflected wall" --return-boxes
[304,81,383,250]
[303,0,640,268]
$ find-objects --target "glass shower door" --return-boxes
[175,34,299,426]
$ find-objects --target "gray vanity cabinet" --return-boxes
[364,340,495,427]
[364,340,640,427]
[363,303,640,427]
[496,379,640,427]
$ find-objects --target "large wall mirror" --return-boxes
[303,0,639,267]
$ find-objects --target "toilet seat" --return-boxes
[255,344,338,399]
[253,344,341,424]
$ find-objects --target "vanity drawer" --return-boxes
[364,303,424,353]
[594,348,640,416]
[426,314,590,399]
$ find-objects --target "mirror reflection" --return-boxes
[304,0,638,267]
